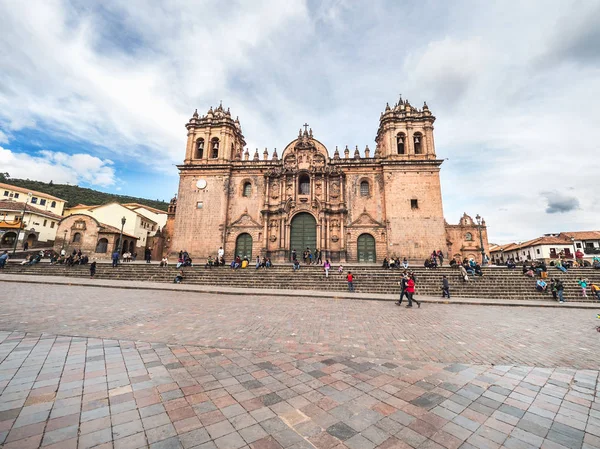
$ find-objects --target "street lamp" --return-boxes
[117,216,126,259]
[12,192,32,255]
[475,214,485,265]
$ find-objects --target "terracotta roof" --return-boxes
[0,200,63,220]
[489,243,517,253]
[122,203,167,215]
[516,236,573,249]
[559,231,600,241]
[97,222,138,239]
[0,182,66,202]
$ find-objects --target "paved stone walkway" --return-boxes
[2,274,600,309]
[0,282,599,448]
[0,282,598,368]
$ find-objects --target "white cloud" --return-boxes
[0,130,8,144]
[0,147,115,187]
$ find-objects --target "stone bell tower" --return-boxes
[183,103,246,164]
[375,96,436,159]
[375,98,447,259]
[171,104,246,257]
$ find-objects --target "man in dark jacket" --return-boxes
[442,275,450,298]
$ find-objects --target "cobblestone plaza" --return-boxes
[0,281,599,448]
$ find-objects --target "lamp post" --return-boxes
[117,216,126,259]
[12,192,32,255]
[475,214,485,265]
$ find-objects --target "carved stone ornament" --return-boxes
[330,182,340,198]
[331,235,339,242]
[269,235,277,242]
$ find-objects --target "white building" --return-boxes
[63,202,167,251]
[0,183,67,249]
[0,200,63,249]
[490,237,576,264]
[558,231,600,259]
[0,182,66,216]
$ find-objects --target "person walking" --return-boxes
[406,274,420,308]
[441,275,450,298]
[111,250,119,268]
[556,278,565,303]
[577,277,588,297]
[396,273,408,306]
[323,260,331,278]
[346,271,355,292]
[145,247,152,264]
[90,260,97,278]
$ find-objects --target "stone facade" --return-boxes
[168,98,489,263]
[54,214,138,259]
[445,213,490,263]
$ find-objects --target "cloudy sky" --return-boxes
[1,0,599,243]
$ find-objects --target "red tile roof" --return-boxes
[559,231,600,241]
[0,182,66,201]
[0,200,63,220]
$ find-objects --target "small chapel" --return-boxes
[165,98,489,263]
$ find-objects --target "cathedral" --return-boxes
[166,98,489,263]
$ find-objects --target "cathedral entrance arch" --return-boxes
[235,233,253,259]
[290,213,316,255]
[357,233,376,263]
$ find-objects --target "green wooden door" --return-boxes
[357,233,376,262]
[235,233,253,259]
[290,213,317,256]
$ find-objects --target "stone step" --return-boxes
[3,263,599,302]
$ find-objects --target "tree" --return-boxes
[0,172,10,182]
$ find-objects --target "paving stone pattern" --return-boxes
[0,282,598,368]
[0,331,599,449]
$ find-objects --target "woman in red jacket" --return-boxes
[406,275,420,308]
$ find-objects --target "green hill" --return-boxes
[0,174,168,211]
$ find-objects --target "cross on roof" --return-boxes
[303,123,309,133]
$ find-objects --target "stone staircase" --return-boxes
[3,262,600,303]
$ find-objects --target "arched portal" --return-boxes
[357,233,376,263]
[26,233,36,248]
[95,238,108,253]
[1,231,16,246]
[235,233,253,259]
[290,213,317,254]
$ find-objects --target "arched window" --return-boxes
[72,232,81,243]
[211,138,219,158]
[242,182,252,197]
[465,232,473,241]
[50,201,56,208]
[413,132,423,154]
[95,238,108,253]
[299,174,310,195]
[396,133,405,154]
[360,181,370,197]
[196,138,204,159]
